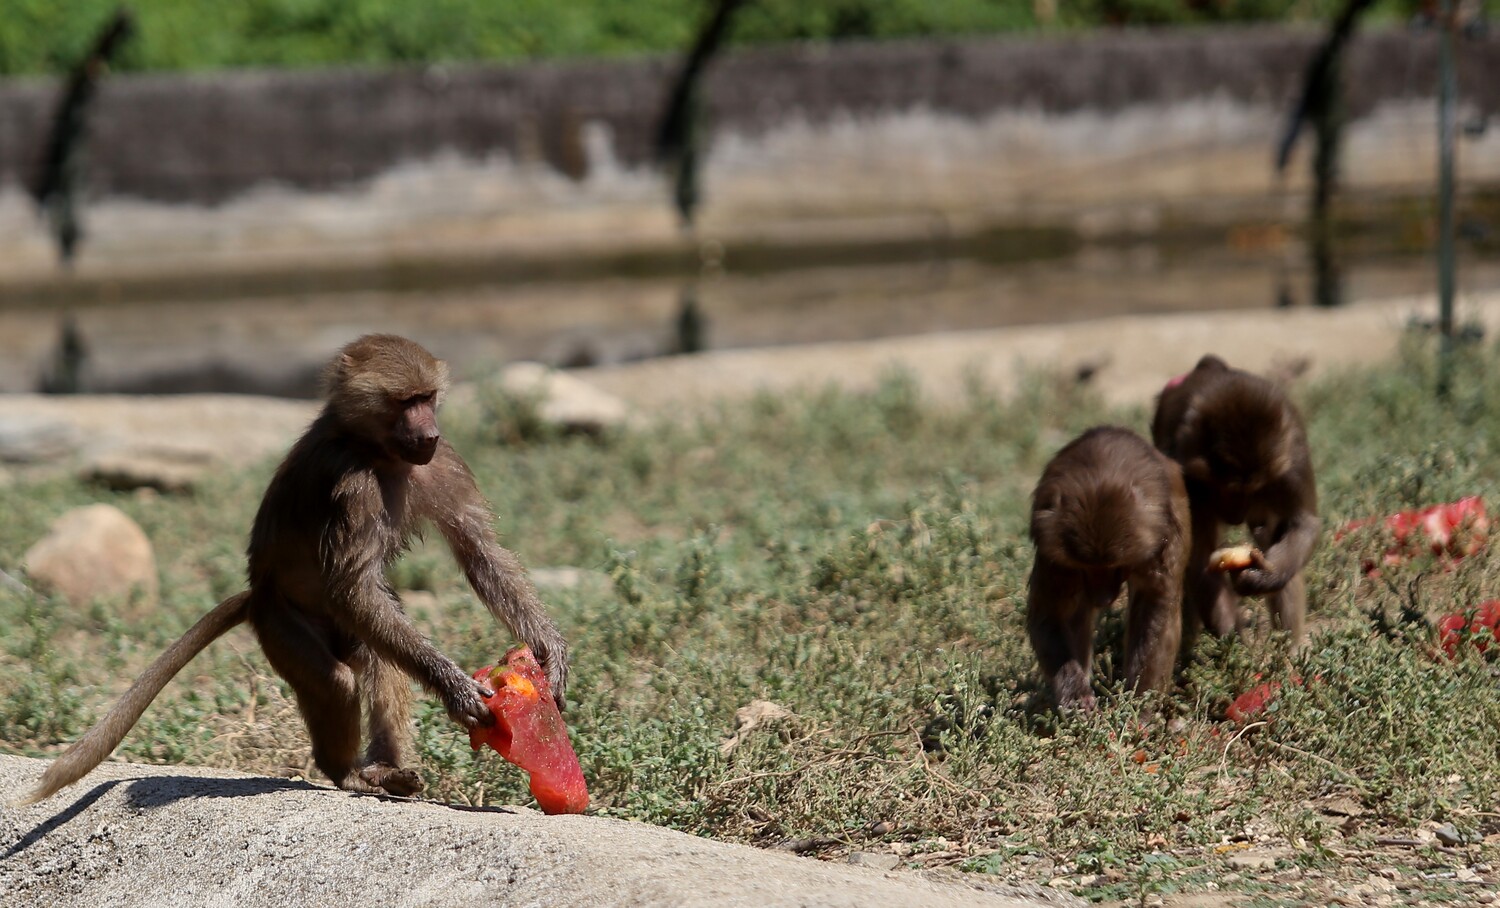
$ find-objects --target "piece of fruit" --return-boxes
[1337,497,1488,574]
[468,646,589,815]
[1226,680,1282,723]
[1436,600,1500,659]
[1208,545,1262,572]
[1226,674,1309,723]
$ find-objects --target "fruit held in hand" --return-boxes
[469,646,588,815]
[1208,545,1263,572]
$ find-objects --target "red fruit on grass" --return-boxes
[1226,681,1282,723]
[1338,497,1488,574]
[1437,600,1500,659]
[1226,675,1309,723]
[469,646,589,815]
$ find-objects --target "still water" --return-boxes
[2,220,1497,397]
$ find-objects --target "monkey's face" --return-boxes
[391,393,441,465]
[1186,446,1269,525]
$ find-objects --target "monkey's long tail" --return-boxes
[17,591,251,806]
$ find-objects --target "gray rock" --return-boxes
[0,754,1052,908]
[848,852,902,872]
[1434,823,1475,847]
[497,362,630,433]
[1226,852,1280,872]
[0,416,80,463]
[84,448,215,493]
[22,504,159,609]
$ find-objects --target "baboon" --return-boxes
[1152,354,1319,649]
[1027,426,1190,710]
[23,335,570,804]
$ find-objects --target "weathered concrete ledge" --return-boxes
[0,27,1494,278]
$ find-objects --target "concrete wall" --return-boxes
[1,26,1497,202]
[0,26,1493,277]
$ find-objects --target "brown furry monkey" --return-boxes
[1152,354,1319,649]
[22,335,570,804]
[1027,426,1190,709]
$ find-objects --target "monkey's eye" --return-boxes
[401,392,436,407]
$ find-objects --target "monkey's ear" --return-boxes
[1182,456,1212,483]
[1195,354,1228,373]
[321,354,354,398]
[1030,489,1059,539]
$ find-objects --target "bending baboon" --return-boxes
[23,335,570,804]
[1152,354,1319,649]
[1027,426,1190,709]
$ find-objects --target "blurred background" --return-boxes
[0,0,1496,396]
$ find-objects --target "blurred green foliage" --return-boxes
[0,0,1480,76]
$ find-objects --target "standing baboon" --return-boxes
[1027,426,1190,709]
[23,335,570,804]
[1152,355,1319,649]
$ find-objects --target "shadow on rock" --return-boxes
[123,773,312,808]
[3,778,122,860]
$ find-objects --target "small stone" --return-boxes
[1435,824,1473,846]
[1320,797,1366,817]
[494,362,630,434]
[846,852,900,872]
[1227,853,1278,872]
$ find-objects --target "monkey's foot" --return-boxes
[351,763,426,797]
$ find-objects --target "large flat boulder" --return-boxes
[0,756,1061,908]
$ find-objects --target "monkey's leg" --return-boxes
[357,651,424,797]
[1185,509,1239,639]
[252,603,371,793]
[1196,570,1241,637]
[1248,520,1309,647]
[1265,572,1308,648]
[1027,568,1106,710]
[1123,570,1183,698]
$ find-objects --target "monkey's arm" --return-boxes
[324,479,494,728]
[1235,495,1321,596]
[429,455,571,708]
[336,564,496,728]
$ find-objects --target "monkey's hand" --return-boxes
[532,633,570,711]
[444,673,497,729]
[1229,562,1288,596]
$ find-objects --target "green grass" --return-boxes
[2,335,1498,903]
[4,0,1480,76]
